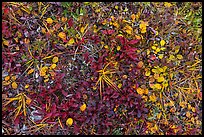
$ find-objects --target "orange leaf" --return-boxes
[80,103,87,112]
[12,82,18,89]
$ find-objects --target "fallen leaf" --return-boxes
[12,82,18,89]
[66,118,73,126]
[80,103,87,112]
[52,57,59,63]
[149,93,157,102]
[160,40,166,46]
[27,69,34,75]
[46,18,53,24]
[5,76,10,81]
[58,32,66,40]
[67,38,75,45]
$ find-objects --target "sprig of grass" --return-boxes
[95,62,121,100]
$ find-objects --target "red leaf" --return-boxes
[128,39,140,45]
[68,18,73,27]
[61,90,68,97]
[102,29,115,35]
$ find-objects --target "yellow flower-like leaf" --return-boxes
[176,54,183,60]
[42,66,48,72]
[25,84,29,89]
[145,70,151,76]
[164,2,172,7]
[5,76,10,81]
[25,96,32,105]
[12,82,18,89]
[124,25,133,34]
[158,54,164,59]
[131,14,135,21]
[152,46,156,50]
[41,27,46,34]
[117,46,121,51]
[11,76,16,81]
[139,21,148,33]
[137,88,144,95]
[80,103,87,112]
[104,45,109,49]
[149,93,157,102]
[144,88,148,95]
[58,32,66,40]
[157,76,165,83]
[154,83,162,90]
[61,17,67,22]
[186,111,191,118]
[52,57,59,63]
[50,64,57,69]
[113,22,119,28]
[118,83,122,88]
[67,38,75,45]
[66,118,73,126]
[27,69,34,75]
[44,78,49,83]
[160,40,166,46]
[115,5,118,10]
[3,40,9,46]
[156,48,161,52]
[46,18,53,24]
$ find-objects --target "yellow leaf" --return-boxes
[115,5,118,10]
[104,45,109,49]
[164,2,172,7]
[163,66,167,72]
[191,107,196,112]
[5,76,10,81]
[186,111,191,118]
[46,18,53,24]
[154,73,160,79]
[151,46,156,50]
[146,49,150,55]
[156,48,161,52]
[160,40,166,46]
[3,40,9,46]
[157,76,165,83]
[80,103,87,112]
[117,46,121,51]
[113,22,119,28]
[66,118,73,126]
[44,78,49,83]
[144,88,148,95]
[58,32,66,40]
[145,70,151,76]
[118,83,122,88]
[160,47,166,51]
[61,17,67,22]
[26,97,32,105]
[80,26,85,34]
[176,54,183,60]
[52,57,59,63]
[126,29,132,35]
[27,69,34,75]
[67,38,75,45]
[137,88,144,95]
[169,55,175,60]
[25,84,29,89]
[131,14,135,21]
[50,64,57,69]
[41,27,46,34]
[154,83,162,90]
[140,28,147,33]
[12,82,18,89]
[158,54,164,59]
[42,66,48,72]
[11,76,16,81]
[149,93,157,102]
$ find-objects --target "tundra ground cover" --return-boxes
[2,2,202,135]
